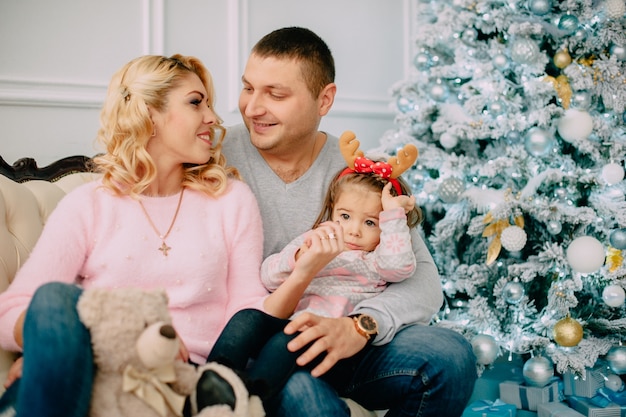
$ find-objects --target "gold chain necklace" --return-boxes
[138,188,185,256]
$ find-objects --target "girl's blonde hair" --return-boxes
[93,54,237,198]
[312,169,423,229]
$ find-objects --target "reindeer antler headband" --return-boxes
[338,130,419,195]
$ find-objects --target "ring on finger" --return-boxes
[328,233,336,240]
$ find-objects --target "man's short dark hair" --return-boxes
[252,27,335,97]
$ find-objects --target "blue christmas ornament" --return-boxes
[396,96,417,113]
[528,0,553,15]
[413,51,432,71]
[524,127,553,156]
[557,14,580,34]
[610,229,626,250]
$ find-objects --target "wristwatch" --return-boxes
[350,314,378,343]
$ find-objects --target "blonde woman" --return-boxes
[0,54,334,417]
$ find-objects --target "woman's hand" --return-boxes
[294,221,344,278]
[284,312,367,377]
[4,356,23,389]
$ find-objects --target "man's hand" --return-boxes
[4,356,23,388]
[284,313,367,377]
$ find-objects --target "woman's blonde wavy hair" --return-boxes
[93,54,237,198]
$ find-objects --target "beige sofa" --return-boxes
[0,156,99,393]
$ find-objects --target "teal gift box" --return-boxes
[469,357,525,403]
[537,401,585,417]
[462,399,517,417]
[500,379,563,411]
[566,395,621,417]
[562,364,609,398]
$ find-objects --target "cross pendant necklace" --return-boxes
[138,188,185,256]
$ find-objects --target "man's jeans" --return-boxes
[0,282,93,417]
[273,324,477,417]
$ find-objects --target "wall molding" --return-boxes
[0,0,164,109]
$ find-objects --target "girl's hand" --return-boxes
[381,182,415,213]
[4,356,23,388]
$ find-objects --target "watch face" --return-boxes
[360,315,378,333]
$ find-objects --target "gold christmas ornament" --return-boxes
[554,49,572,69]
[553,315,583,347]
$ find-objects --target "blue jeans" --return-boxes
[273,325,477,417]
[207,309,309,402]
[0,282,94,417]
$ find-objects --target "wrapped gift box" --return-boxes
[537,401,585,417]
[562,364,609,398]
[462,399,517,416]
[469,356,525,403]
[566,395,621,417]
[500,379,563,411]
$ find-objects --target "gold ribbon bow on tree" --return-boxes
[482,211,525,266]
[122,363,186,417]
[607,247,624,273]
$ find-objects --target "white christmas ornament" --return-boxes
[471,334,498,365]
[603,285,626,307]
[606,0,626,19]
[566,236,605,273]
[523,356,555,387]
[439,132,459,149]
[501,226,527,251]
[602,162,625,185]
[557,109,594,142]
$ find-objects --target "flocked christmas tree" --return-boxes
[375,0,626,380]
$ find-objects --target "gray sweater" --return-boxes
[222,124,443,344]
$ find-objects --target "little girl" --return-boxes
[201,133,421,410]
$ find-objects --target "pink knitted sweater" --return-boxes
[0,179,267,364]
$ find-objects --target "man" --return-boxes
[222,27,477,417]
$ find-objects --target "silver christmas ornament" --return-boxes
[438,177,465,204]
[610,229,626,250]
[571,90,592,109]
[607,346,626,374]
[523,356,555,387]
[611,44,626,61]
[503,281,525,304]
[546,220,562,235]
[511,37,541,64]
[471,334,498,365]
[605,374,625,392]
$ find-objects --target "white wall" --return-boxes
[0,0,415,167]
